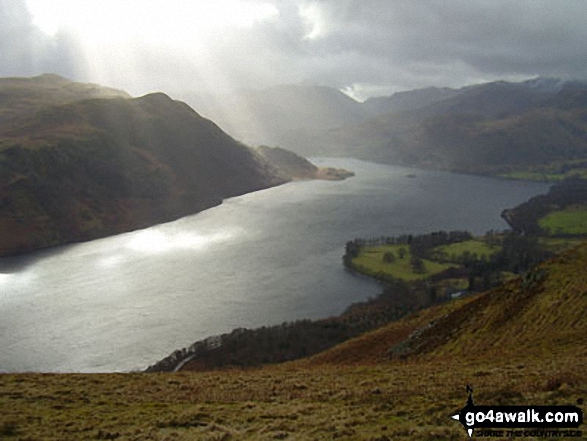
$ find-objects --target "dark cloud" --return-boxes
[1,0,586,98]
[287,0,587,94]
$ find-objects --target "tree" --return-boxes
[468,274,476,291]
[411,255,426,273]
[398,247,407,259]
[382,251,396,263]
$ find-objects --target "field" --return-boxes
[350,238,501,284]
[498,159,587,182]
[351,244,456,281]
[538,205,587,235]
[498,170,587,181]
[431,239,500,262]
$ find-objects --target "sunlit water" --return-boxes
[0,159,550,372]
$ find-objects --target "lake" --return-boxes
[0,159,550,372]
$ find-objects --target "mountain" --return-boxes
[417,77,566,119]
[316,78,587,175]
[177,78,587,177]
[362,85,463,115]
[179,84,469,156]
[177,84,367,156]
[256,145,354,181]
[2,244,585,439]
[361,78,566,118]
[0,77,290,256]
[0,74,130,122]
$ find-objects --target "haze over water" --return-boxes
[0,159,550,373]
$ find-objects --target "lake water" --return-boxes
[0,159,550,373]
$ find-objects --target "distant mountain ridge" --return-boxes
[177,84,366,156]
[361,85,464,115]
[181,77,587,175]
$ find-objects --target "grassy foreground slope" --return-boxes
[2,245,586,440]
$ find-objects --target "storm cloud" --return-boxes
[2,0,586,98]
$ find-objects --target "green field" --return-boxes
[351,244,456,281]
[538,206,587,235]
[498,159,587,182]
[497,170,587,182]
[431,239,500,262]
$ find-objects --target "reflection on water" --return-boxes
[124,229,240,254]
[0,159,550,373]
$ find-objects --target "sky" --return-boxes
[1,0,587,100]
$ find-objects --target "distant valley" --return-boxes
[182,78,587,178]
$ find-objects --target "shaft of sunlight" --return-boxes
[25,0,280,96]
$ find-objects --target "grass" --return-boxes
[350,239,500,283]
[538,205,587,235]
[1,355,585,440]
[352,244,456,281]
[431,239,500,262]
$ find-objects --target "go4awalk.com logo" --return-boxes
[451,386,584,438]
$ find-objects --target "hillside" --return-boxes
[179,84,367,156]
[317,79,587,175]
[183,78,587,177]
[311,242,587,366]
[0,79,289,256]
[2,244,585,440]
[0,74,130,122]
[256,145,354,181]
[361,86,464,115]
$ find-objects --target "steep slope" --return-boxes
[307,242,587,366]
[178,84,366,155]
[256,145,354,181]
[0,91,286,256]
